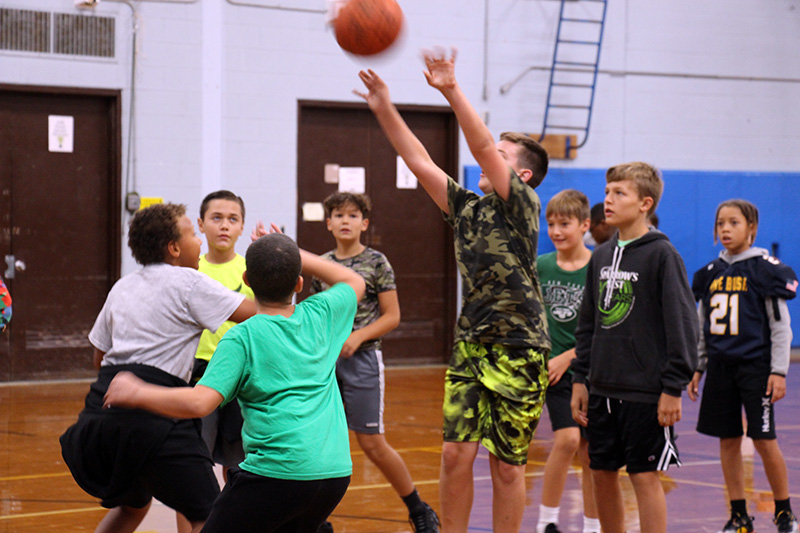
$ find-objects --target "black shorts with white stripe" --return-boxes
[586,394,681,474]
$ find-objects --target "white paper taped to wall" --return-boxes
[338,167,366,193]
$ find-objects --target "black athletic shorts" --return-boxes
[697,356,776,440]
[587,394,680,474]
[100,418,220,522]
[545,373,581,432]
[202,467,350,533]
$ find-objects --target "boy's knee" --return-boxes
[441,442,476,472]
[553,430,581,455]
[591,469,619,487]
[492,459,525,486]
[752,437,779,456]
[356,433,388,457]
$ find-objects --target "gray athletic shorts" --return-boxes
[337,348,384,434]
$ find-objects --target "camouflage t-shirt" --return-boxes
[310,247,397,351]
[443,171,550,350]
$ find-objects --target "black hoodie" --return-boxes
[571,230,698,403]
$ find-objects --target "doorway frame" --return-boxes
[296,99,460,365]
[0,82,123,281]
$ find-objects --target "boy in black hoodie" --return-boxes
[570,162,698,533]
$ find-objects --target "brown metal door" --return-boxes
[297,102,457,365]
[0,86,121,381]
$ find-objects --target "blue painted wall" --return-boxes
[464,166,800,345]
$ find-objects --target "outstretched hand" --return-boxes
[250,221,283,242]
[353,69,391,112]
[422,47,457,92]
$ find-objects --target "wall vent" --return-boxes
[0,8,50,53]
[0,8,115,59]
[54,13,114,58]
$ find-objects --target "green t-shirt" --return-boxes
[310,247,396,351]
[198,283,357,480]
[195,254,254,362]
[443,172,550,350]
[537,251,589,360]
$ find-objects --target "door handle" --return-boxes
[4,255,25,279]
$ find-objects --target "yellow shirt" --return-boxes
[195,254,254,362]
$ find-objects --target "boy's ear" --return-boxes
[640,196,654,214]
[326,218,332,231]
[295,275,304,294]
[242,271,250,287]
[197,217,205,234]
[579,218,591,233]
[361,217,370,231]
[166,240,181,263]
[516,168,532,183]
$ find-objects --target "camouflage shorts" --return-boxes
[442,341,548,465]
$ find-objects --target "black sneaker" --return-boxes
[317,521,334,533]
[718,513,754,533]
[409,502,440,533]
[544,524,562,533]
[775,510,800,533]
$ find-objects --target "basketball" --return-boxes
[333,0,404,56]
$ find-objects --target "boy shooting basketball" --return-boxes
[355,49,550,532]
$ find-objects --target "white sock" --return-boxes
[583,516,601,533]
[536,505,560,533]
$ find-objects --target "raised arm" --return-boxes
[300,249,366,302]
[355,70,451,213]
[423,49,511,200]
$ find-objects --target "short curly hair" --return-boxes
[323,192,371,219]
[246,233,302,303]
[128,203,186,265]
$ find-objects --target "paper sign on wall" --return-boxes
[302,202,325,222]
[48,115,74,153]
[324,164,340,184]
[396,156,417,189]
[338,167,366,193]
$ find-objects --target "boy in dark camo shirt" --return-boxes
[356,50,550,532]
[311,192,440,533]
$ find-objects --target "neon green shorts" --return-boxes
[443,341,548,465]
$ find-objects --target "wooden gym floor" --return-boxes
[1,365,799,532]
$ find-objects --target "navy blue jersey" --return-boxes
[692,252,798,363]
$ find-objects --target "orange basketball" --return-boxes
[334,0,404,56]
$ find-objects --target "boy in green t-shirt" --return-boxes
[536,190,597,533]
[192,191,253,477]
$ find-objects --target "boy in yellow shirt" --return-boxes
[193,191,254,476]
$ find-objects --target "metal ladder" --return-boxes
[539,0,609,149]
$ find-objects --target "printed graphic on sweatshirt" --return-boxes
[598,247,639,328]
[542,280,584,323]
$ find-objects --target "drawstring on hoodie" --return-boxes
[603,244,625,309]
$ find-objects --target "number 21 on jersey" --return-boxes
[709,293,739,335]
